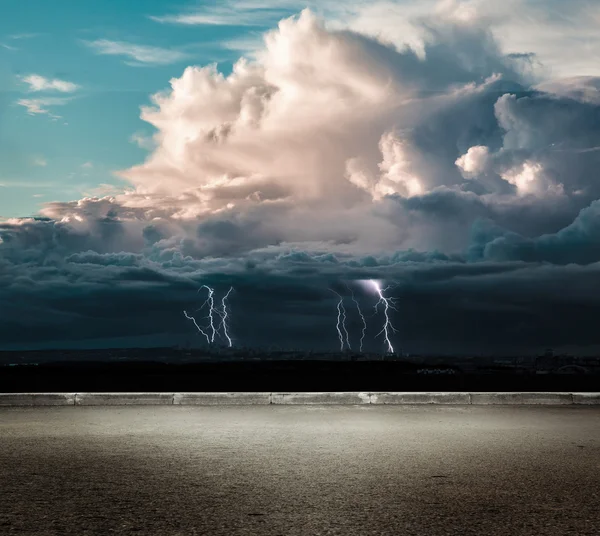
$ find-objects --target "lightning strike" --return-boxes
[183,310,210,344]
[198,285,217,342]
[184,285,234,347]
[216,286,234,347]
[347,284,367,353]
[330,289,351,351]
[371,280,398,354]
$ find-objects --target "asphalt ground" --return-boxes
[1,405,599,535]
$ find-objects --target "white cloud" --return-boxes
[220,35,265,55]
[456,146,490,177]
[17,97,72,119]
[501,161,542,194]
[150,11,257,26]
[119,7,514,213]
[20,74,80,93]
[81,183,125,198]
[346,132,424,200]
[149,2,297,26]
[81,162,93,169]
[89,8,541,256]
[32,157,47,167]
[84,39,191,66]
[500,161,564,197]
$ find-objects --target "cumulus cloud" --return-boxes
[116,11,528,229]
[3,7,600,352]
[456,146,490,177]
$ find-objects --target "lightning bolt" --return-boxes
[184,285,234,347]
[371,280,398,353]
[183,310,210,344]
[216,286,234,347]
[198,285,217,342]
[330,289,351,351]
[347,284,367,353]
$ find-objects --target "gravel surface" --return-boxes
[1,405,599,535]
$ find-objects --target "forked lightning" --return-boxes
[184,285,234,347]
[371,280,398,353]
[330,289,351,351]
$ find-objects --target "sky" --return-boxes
[1,0,600,353]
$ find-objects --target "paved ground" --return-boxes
[1,406,599,535]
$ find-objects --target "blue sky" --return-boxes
[0,0,303,218]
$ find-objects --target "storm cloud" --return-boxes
[2,7,600,353]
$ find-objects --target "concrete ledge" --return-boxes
[470,392,573,405]
[75,393,174,406]
[0,392,598,406]
[572,393,600,405]
[370,392,471,404]
[271,392,371,405]
[174,392,271,405]
[0,393,76,406]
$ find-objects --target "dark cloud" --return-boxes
[4,230,598,359]
[474,200,600,265]
[2,229,600,353]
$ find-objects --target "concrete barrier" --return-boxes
[0,392,598,406]
[572,393,600,405]
[0,393,76,406]
[371,392,471,404]
[75,393,174,406]
[271,392,371,405]
[174,392,271,405]
[470,392,573,405]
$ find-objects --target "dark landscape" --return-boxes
[2,348,599,392]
